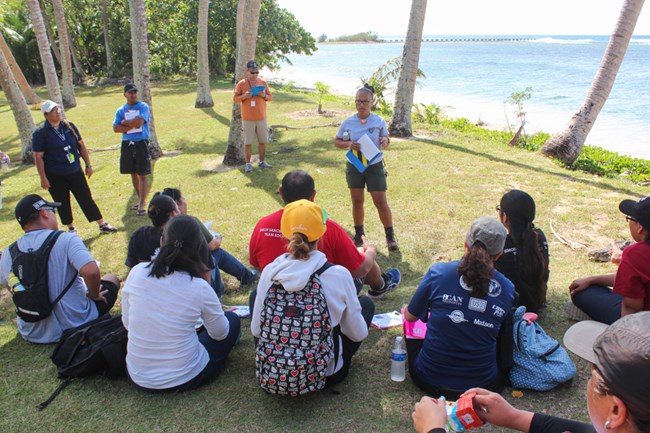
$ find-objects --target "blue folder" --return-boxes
[346,149,383,173]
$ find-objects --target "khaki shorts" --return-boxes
[346,161,387,192]
[242,119,268,144]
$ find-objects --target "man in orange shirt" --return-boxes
[233,60,273,173]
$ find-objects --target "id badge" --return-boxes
[67,153,76,164]
[251,100,256,107]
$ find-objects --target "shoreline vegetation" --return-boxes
[0,79,647,432]
[320,31,535,44]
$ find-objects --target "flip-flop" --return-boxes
[130,204,139,210]
[136,209,147,216]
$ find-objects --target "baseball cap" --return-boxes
[246,60,259,71]
[15,194,61,226]
[40,100,59,114]
[564,312,650,415]
[465,216,507,256]
[619,196,650,230]
[124,83,138,93]
[500,189,536,222]
[281,199,327,242]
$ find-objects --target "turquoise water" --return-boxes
[269,35,650,158]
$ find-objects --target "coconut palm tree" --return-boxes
[102,0,113,75]
[51,0,76,108]
[0,45,37,163]
[541,0,645,164]
[223,0,261,166]
[26,0,64,111]
[389,0,427,137]
[128,0,161,158]
[0,32,40,105]
[195,0,214,108]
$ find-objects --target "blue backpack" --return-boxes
[510,306,576,390]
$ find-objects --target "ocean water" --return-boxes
[267,35,650,159]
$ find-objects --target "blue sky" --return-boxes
[277,0,650,37]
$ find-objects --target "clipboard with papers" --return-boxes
[346,133,383,173]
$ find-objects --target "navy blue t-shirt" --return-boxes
[32,121,82,175]
[408,260,515,390]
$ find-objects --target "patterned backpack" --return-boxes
[256,262,334,396]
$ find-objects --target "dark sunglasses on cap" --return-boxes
[626,215,638,223]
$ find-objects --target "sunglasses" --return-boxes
[495,205,503,213]
[355,99,371,104]
[127,90,137,94]
[250,71,259,75]
[625,215,638,223]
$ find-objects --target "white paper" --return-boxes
[125,109,143,134]
[223,305,250,318]
[371,311,402,329]
[357,133,380,161]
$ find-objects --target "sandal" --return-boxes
[136,208,147,216]
[130,204,139,210]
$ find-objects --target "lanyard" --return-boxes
[52,125,67,143]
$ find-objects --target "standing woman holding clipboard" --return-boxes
[335,84,398,251]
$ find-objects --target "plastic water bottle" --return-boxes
[1,156,9,171]
[342,130,350,141]
[0,179,3,210]
[390,335,406,382]
[8,272,25,293]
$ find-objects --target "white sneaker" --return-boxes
[245,163,253,173]
[258,160,272,169]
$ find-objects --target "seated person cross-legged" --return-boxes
[404,217,515,400]
[122,215,240,392]
[567,197,650,324]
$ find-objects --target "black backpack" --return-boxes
[8,230,78,322]
[38,314,128,410]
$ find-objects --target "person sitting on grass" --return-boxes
[249,170,400,299]
[404,217,515,399]
[566,197,650,324]
[494,190,549,312]
[251,200,374,393]
[160,187,257,297]
[412,312,650,433]
[122,215,240,392]
[125,194,214,284]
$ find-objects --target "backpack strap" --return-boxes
[37,378,72,411]
[314,261,333,276]
[312,261,339,369]
[38,231,78,308]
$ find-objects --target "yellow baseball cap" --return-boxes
[281,199,327,242]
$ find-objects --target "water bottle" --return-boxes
[1,156,9,171]
[390,335,406,382]
[8,272,25,293]
[342,130,350,141]
[0,179,3,210]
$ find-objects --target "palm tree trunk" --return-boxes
[102,0,113,75]
[195,0,214,108]
[51,0,76,108]
[128,0,161,159]
[541,0,645,164]
[27,0,64,112]
[68,33,84,84]
[389,0,427,137]
[0,32,40,105]
[224,0,261,166]
[0,47,37,163]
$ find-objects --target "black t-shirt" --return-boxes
[494,229,549,312]
[530,413,595,433]
[125,225,214,269]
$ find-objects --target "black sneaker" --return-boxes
[353,233,365,247]
[99,222,117,234]
[367,268,401,299]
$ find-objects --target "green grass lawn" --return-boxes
[0,79,644,432]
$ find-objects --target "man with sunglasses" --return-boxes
[0,194,120,343]
[566,196,650,324]
[233,60,273,173]
[113,83,151,215]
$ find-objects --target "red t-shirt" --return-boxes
[613,241,650,311]
[249,210,365,273]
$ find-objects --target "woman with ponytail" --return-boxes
[121,215,240,392]
[404,217,515,399]
[251,199,374,389]
[494,190,549,312]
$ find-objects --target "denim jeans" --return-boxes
[211,248,254,297]
[571,284,622,325]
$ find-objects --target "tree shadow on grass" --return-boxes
[197,107,230,127]
[418,137,645,198]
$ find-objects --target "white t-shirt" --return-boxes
[121,263,230,389]
[0,229,97,343]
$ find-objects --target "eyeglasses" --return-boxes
[625,215,638,223]
[495,205,503,214]
[250,71,259,75]
[355,99,371,104]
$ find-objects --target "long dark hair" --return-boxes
[147,215,209,280]
[457,241,493,297]
[501,190,548,309]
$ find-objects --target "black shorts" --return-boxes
[120,140,152,175]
